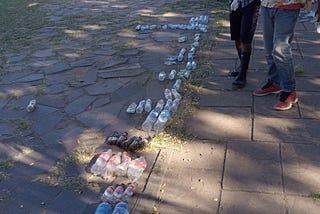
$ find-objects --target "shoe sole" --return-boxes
[274,98,298,111]
[253,90,282,97]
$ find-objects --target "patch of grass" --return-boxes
[9,119,31,131]
[310,192,320,200]
[0,159,15,181]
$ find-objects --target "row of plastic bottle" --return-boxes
[106,131,150,152]
[159,69,177,81]
[91,149,147,181]
[101,183,136,204]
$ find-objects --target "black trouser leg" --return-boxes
[232,51,251,89]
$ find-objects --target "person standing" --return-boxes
[253,0,311,110]
[229,0,261,89]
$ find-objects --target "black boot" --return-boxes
[229,48,242,77]
[232,51,251,89]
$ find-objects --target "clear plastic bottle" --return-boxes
[179,48,186,56]
[171,89,181,100]
[145,99,152,112]
[154,99,164,113]
[123,183,136,199]
[187,52,193,62]
[178,36,188,43]
[153,110,170,133]
[142,110,159,132]
[186,61,192,70]
[158,71,166,81]
[136,100,146,114]
[101,184,116,201]
[184,70,191,79]
[173,79,182,91]
[164,89,172,100]
[127,156,147,182]
[191,61,197,70]
[101,152,122,180]
[113,184,126,203]
[169,99,180,112]
[169,69,176,80]
[91,149,113,176]
[26,99,36,112]
[115,151,132,177]
[164,99,173,111]
[126,102,137,113]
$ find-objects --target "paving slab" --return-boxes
[219,190,285,214]
[298,91,320,119]
[224,142,282,193]
[286,195,320,214]
[282,144,320,196]
[186,107,252,141]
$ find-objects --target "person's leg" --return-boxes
[112,200,129,214]
[229,8,242,77]
[232,0,260,88]
[95,202,114,214]
[273,8,300,110]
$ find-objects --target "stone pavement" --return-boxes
[0,0,320,213]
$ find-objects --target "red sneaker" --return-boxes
[253,80,282,96]
[274,91,298,111]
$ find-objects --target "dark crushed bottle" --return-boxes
[106,131,119,145]
[120,136,137,150]
[116,132,128,146]
[129,137,150,152]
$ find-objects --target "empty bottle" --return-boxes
[123,183,136,198]
[184,70,191,79]
[101,184,116,202]
[164,88,172,100]
[191,61,197,70]
[113,184,126,203]
[187,52,193,62]
[158,71,166,81]
[26,99,36,112]
[170,99,180,112]
[91,149,113,176]
[115,151,132,177]
[101,152,122,180]
[173,79,182,91]
[142,110,159,132]
[154,99,164,113]
[127,156,147,181]
[116,132,128,146]
[136,100,146,113]
[178,36,188,43]
[171,89,181,100]
[169,69,176,80]
[153,110,170,133]
[106,131,119,145]
[164,99,173,111]
[145,99,152,112]
[186,61,192,70]
[126,102,137,113]
[129,137,150,152]
[179,48,186,56]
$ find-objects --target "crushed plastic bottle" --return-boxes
[191,61,197,70]
[113,184,126,203]
[164,89,172,100]
[186,61,192,70]
[169,69,176,80]
[123,183,136,198]
[126,102,137,113]
[127,156,147,182]
[120,137,136,150]
[115,151,132,177]
[136,100,146,113]
[187,52,193,62]
[101,152,122,180]
[129,137,150,152]
[153,110,170,133]
[91,149,113,176]
[158,71,166,81]
[142,110,159,132]
[171,89,181,100]
[154,99,164,113]
[169,98,180,112]
[184,69,191,79]
[106,131,119,145]
[145,99,152,112]
[178,36,188,43]
[101,184,116,201]
[173,79,182,91]
[26,99,36,112]
[116,132,128,146]
[164,99,173,111]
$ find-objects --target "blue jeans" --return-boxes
[261,6,300,92]
[95,201,129,214]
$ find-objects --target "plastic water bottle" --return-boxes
[179,48,186,56]
[123,183,136,198]
[101,152,122,179]
[178,36,188,43]
[170,99,180,112]
[191,61,197,70]
[91,149,113,176]
[154,99,164,113]
[101,185,116,201]
[136,100,146,113]
[169,69,176,80]
[113,184,126,203]
[126,102,137,113]
[142,110,159,132]
[159,71,166,81]
[106,131,119,145]
[186,62,192,70]
[115,152,132,177]
[187,52,193,62]
[153,110,170,133]
[184,70,191,79]
[112,200,129,214]
[164,99,173,111]
[145,99,152,112]
[171,89,181,100]
[173,79,182,91]
[164,89,172,100]
[116,132,128,146]
[127,156,147,181]
[26,99,36,112]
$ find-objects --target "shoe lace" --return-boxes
[279,92,291,102]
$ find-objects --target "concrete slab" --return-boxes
[224,142,282,193]
[186,107,252,141]
[219,190,285,214]
[298,92,320,119]
[286,195,320,214]
[282,144,320,196]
